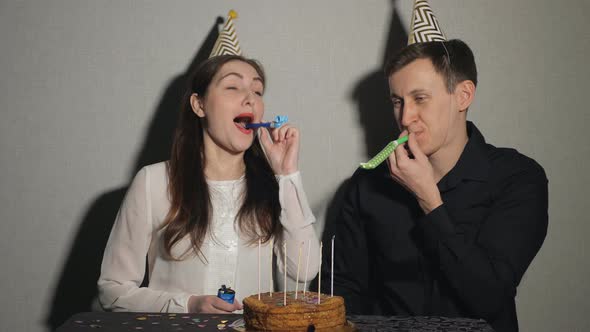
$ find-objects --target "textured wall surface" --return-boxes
[1,1,588,331]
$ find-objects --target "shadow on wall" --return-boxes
[45,17,223,331]
[311,0,408,292]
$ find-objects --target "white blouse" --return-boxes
[98,161,320,312]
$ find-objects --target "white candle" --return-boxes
[295,242,302,299]
[269,238,273,297]
[331,235,335,297]
[318,241,323,304]
[283,241,287,306]
[304,240,311,296]
[258,238,261,300]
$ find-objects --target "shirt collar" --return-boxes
[437,121,490,192]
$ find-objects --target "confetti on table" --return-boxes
[228,319,245,331]
[135,316,147,321]
[192,318,201,323]
[198,324,206,328]
[220,320,228,324]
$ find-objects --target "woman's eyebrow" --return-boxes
[217,72,263,84]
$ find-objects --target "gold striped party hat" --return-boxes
[408,0,446,45]
[209,10,242,57]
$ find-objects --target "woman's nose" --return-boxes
[243,90,256,106]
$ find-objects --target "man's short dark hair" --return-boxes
[384,39,478,93]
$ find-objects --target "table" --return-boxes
[57,312,495,332]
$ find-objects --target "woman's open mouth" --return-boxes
[233,113,254,134]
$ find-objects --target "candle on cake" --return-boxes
[295,242,302,299]
[269,238,273,297]
[283,241,287,306]
[318,241,323,304]
[331,235,335,297]
[303,240,311,296]
[258,238,261,300]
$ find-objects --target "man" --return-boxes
[322,38,548,332]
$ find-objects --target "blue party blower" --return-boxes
[217,284,235,304]
[245,115,288,129]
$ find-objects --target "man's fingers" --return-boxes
[387,151,399,175]
[407,132,426,160]
[394,138,410,167]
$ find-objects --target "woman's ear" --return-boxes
[455,80,476,112]
[190,93,205,118]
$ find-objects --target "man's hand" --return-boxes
[387,132,443,214]
[187,295,243,314]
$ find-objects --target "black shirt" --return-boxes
[321,122,548,332]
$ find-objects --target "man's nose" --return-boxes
[400,102,417,127]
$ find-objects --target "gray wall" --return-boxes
[1,1,588,331]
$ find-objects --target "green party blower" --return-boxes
[359,135,409,169]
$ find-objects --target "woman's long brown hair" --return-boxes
[161,55,282,261]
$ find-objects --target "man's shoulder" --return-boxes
[484,144,547,183]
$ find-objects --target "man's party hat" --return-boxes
[407,0,446,45]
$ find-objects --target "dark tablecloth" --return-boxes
[57,312,495,332]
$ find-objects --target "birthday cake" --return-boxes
[243,291,346,331]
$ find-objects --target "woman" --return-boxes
[98,55,320,313]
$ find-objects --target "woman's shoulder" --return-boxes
[136,161,169,192]
[141,161,168,176]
